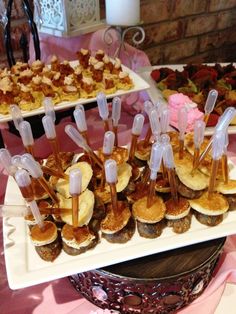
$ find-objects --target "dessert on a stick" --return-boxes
[163,140,191,233]
[19,120,35,157]
[189,130,229,226]
[61,168,96,255]
[132,142,166,238]
[101,159,135,243]
[15,169,61,262]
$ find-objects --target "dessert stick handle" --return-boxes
[25,145,35,158]
[144,126,152,146]
[42,165,68,180]
[113,125,118,147]
[49,138,63,174]
[72,194,79,228]
[104,119,110,133]
[203,113,210,125]
[19,184,34,202]
[161,160,168,180]
[147,179,156,208]
[178,139,184,159]
[90,151,103,169]
[192,148,200,170]
[221,154,229,184]
[37,176,59,205]
[81,130,91,147]
[193,140,212,171]
[167,168,178,203]
[109,182,118,216]
[208,158,220,198]
[129,134,138,162]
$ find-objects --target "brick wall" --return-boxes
[0,0,235,68]
[139,0,236,65]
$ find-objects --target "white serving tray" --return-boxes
[0,61,150,123]
[3,161,236,290]
[137,64,236,136]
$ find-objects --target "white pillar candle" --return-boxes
[105,0,140,26]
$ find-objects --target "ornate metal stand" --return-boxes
[103,25,145,69]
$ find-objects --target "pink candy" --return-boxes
[168,93,204,132]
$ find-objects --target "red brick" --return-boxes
[185,14,218,37]
[141,0,171,24]
[181,52,214,64]
[141,20,184,48]
[163,38,198,62]
[172,0,207,18]
[199,29,236,52]
[209,0,236,12]
[144,45,164,65]
[217,10,236,30]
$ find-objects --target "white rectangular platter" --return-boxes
[138,63,236,136]
[3,160,236,290]
[0,62,150,123]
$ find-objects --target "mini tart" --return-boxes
[155,176,171,193]
[135,140,152,161]
[61,224,96,256]
[132,195,166,224]
[215,179,236,194]
[101,201,131,234]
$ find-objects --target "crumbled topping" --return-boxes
[19,69,33,77]
[102,54,110,64]
[0,77,13,93]
[114,58,121,69]
[18,83,30,93]
[74,66,82,75]
[32,75,42,85]
[94,62,104,70]
[89,57,98,66]
[31,60,43,68]
[53,72,61,80]
[82,77,93,85]
[64,85,77,92]
[42,76,52,85]
[119,71,128,79]
[81,48,89,55]
[64,75,74,86]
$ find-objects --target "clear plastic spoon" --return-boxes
[112,97,121,146]
[69,168,82,228]
[97,92,109,132]
[129,114,144,162]
[19,121,35,156]
[14,169,44,229]
[147,142,163,208]
[9,104,23,131]
[178,106,187,159]
[204,89,218,125]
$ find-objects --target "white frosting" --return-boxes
[53,72,61,80]
[19,83,31,93]
[119,71,128,79]
[64,85,77,92]
[42,76,52,85]
[19,69,33,77]
[94,62,104,70]
[32,60,43,68]
[51,55,58,63]
[102,54,110,64]
[82,77,93,85]
[96,49,104,55]
[89,57,98,66]
[64,75,74,85]
[114,58,121,69]
[74,66,82,75]
[32,75,42,85]
[0,77,13,93]
[81,48,89,55]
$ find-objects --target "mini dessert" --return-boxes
[31,59,44,74]
[103,73,116,94]
[60,75,79,101]
[189,191,229,226]
[61,168,97,255]
[77,48,90,69]
[17,68,34,85]
[103,54,114,73]
[30,221,61,262]
[112,58,122,75]
[168,93,204,132]
[132,196,166,238]
[117,71,133,90]
[215,179,236,211]
[165,197,191,233]
[45,151,74,171]
[101,159,135,243]
[95,49,105,61]
[80,77,96,98]
[91,61,104,83]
